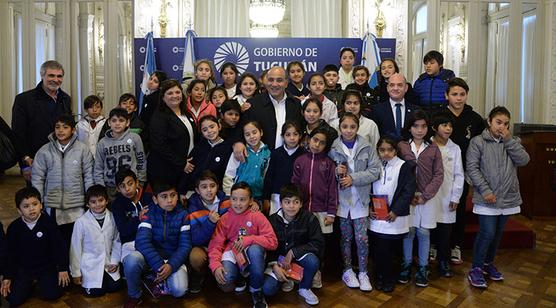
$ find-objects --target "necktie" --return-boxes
[395,103,402,136]
[90,120,97,129]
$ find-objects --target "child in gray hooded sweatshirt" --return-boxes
[94,108,146,199]
[466,106,529,289]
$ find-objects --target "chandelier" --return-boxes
[250,24,279,38]
[249,0,286,37]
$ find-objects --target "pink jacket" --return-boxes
[186,97,217,126]
[291,152,338,216]
[397,140,444,203]
[208,208,277,272]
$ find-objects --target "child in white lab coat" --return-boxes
[70,185,122,296]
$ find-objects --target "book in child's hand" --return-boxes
[372,194,390,220]
[232,246,251,271]
[278,255,304,282]
[142,273,171,298]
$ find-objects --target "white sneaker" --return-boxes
[298,288,319,305]
[312,270,322,289]
[358,272,372,292]
[451,246,463,265]
[342,269,360,288]
[281,279,294,292]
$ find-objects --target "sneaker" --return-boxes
[450,246,463,265]
[342,268,360,288]
[382,281,395,293]
[188,274,204,294]
[123,297,142,308]
[358,272,372,292]
[281,279,294,292]
[468,267,488,288]
[483,263,504,281]
[375,276,384,291]
[251,290,268,308]
[298,288,319,305]
[235,277,247,293]
[415,266,429,287]
[398,262,411,284]
[439,260,454,278]
[312,270,322,289]
[429,245,437,262]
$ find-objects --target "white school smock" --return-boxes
[409,142,438,229]
[435,139,464,223]
[370,156,409,235]
[70,210,121,289]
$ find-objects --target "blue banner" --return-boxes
[134,37,396,96]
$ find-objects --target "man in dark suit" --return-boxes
[372,73,418,141]
[233,66,303,160]
[11,60,72,182]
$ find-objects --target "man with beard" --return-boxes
[12,60,72,182]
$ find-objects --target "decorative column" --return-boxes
[542,0,556,124]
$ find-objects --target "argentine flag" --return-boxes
[182,29,197,82]
[139,31,156,113]
[361,32,382,89]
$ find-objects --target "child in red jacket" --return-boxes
[208,182,278,308]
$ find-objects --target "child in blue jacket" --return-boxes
[122,181,191,306]
[186,170,231,293]
[413,50,455,112]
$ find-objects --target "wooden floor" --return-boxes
[1,173,556,307]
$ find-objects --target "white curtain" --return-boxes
[495,20,509,108]
[521,14,536,123]
[290,0,342,37]
[485,19,509,112]
[194,0,250,37]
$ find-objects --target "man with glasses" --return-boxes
[11,60,72,182]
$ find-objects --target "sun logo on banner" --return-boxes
[214,42,250,74]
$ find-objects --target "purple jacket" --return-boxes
[291,152,338,216]
[397,141,444,203]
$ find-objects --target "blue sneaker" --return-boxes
[483,263,504,281]
[468,267,488,288]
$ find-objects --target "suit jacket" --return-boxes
[372,100,418,141]
[147,109,197,185]
[242,93,303,150]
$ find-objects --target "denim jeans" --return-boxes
[123,251,188,298]
[403,227,430,267]
[218,244,266,293]
[471,214,509,268]
[262,253,320,296]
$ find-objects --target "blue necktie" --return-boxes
[395,103,402,136]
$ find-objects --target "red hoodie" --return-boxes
[291,152,338,216]
[208,208,277,272]
[186,97,217,126]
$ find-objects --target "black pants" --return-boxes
[6,268,62,307]
[82,271,122,297]
[372,235,401,284]
[58,222,74,262]
[435,223,453,263]
[451,182,469,249]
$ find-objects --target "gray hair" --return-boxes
[40,60,64,77]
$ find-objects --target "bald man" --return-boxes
[233,66,303,161]
[371,73,419,141]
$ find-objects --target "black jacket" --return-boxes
[263,145,306,199]
[323,84,343,105]
[267,209,324,262]
[242,93,303,150]
[140,90,161,128]
[11,81,72,166]
[286,83,310,98]
[441,104,485,166]
[178,138,233,193]
[148,109,197,185]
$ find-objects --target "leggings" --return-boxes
[339,216,369,272]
